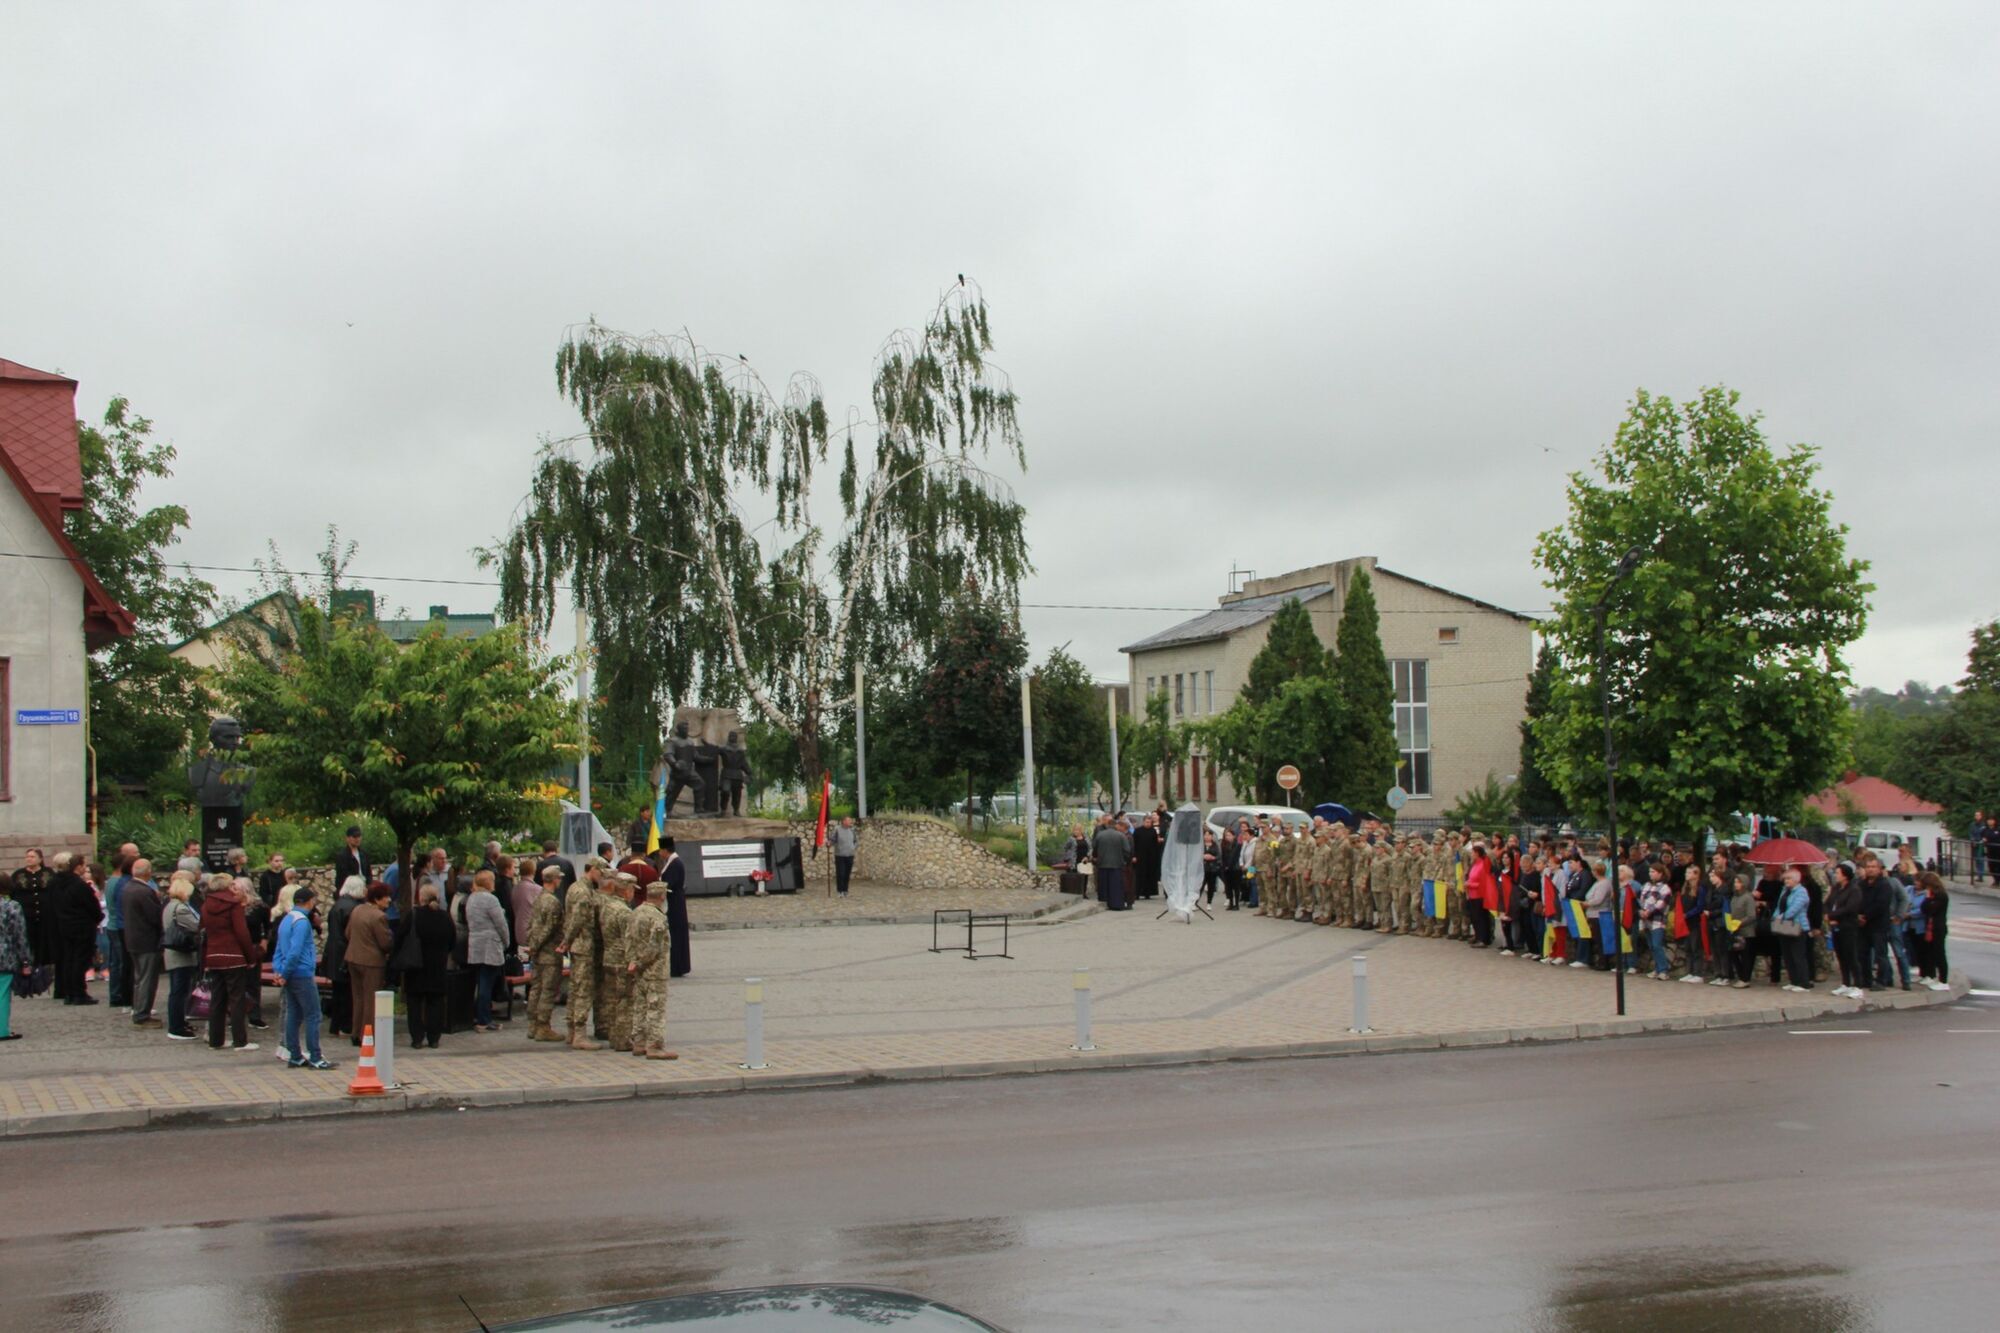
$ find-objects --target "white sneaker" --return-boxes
[1569,961,1587,968]
[1498,949,1514,957]
[1708,977,1727,986]
[1681,975,1704,984]
[1925,979,1950,991]
[1781,984,1806,993]
[275,1047,294,1062]
[231,1042,260,1052]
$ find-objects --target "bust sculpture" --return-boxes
[188,715,255,807]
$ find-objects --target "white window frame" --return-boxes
[1392,658,1431,799]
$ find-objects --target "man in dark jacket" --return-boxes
[1856,852,1896,991]
[48,854,102,1004]
[256,853,288,909]
[333,827,370,886]
[10,850,51,968]
[121,860,166,1026]
[1090,816,1133,911]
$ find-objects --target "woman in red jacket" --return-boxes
[200,873,261,1051]
[1464,842,1497,949]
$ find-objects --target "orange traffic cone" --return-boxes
[347,1024,388,1096]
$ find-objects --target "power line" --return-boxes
[0,550,1555,616]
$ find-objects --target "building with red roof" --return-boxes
[1805,773,1947,861]
[1,357,134,865]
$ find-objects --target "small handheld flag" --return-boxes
[647,771,667,854]
[811,771,831,859]
[1564,899,1592,940]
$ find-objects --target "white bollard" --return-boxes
[742,977,769,1070]
[1349,954,1372,1035]
[374,988,398,1087]
[1071,967,1096,1051]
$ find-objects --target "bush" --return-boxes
[97,800,562,870]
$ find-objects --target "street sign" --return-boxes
[16,709,81,726]
[1386,785,1409,810]
[1276,765,1301,791]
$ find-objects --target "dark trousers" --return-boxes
[166,965,196,1034]
[1866,929,1894,988]
[406,988,445,1046]
[1922,935,1949,984]
[835,855,854,896]
[207,966,253,1047]
[1780,935,1812,988]
[1729,944,1756,983]
[1468,901,1493,946]
[1833,926,1865,988]
[105,931,129,1007]
[1097,866,1128,910]
[327,967,350,1034]
[57,937,93,1001]
[129,949,162,1020]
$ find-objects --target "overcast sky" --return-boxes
[5,2,1994,695]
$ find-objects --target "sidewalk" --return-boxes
[0,905,1966,1137]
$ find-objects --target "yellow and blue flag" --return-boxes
[1564,899,1592,939]
[1421,878,1443,918]
[646,771,667,853]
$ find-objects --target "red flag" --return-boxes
[1622,884,1637,930]
[811,771,831,858]
[1670,897,1690,940]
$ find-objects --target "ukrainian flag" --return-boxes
[1564,899,1592,939]
[1421,878,1442,918]
[1724,913,1742,933]
[1542,920,1557,956]
[646,771,667,853]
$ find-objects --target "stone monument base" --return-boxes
[662,818,804,897]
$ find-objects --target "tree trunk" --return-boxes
[966,771,975,833]
[795,709,823,808]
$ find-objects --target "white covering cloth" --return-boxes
[1159,803,1205,919]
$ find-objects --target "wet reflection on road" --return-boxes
[1538,1249,1871,1332]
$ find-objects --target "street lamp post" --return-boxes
[1593,545,1645,1018]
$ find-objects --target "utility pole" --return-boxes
[575,604,591,813]
[1022,674,1037,872]
[1107,689,1122,815]
[854,660,868,820]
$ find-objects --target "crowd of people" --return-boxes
[0,830,696,1061]
[1065,809,1954,997]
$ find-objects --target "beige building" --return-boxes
[1120,557,1536,814]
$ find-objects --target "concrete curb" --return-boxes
[1,980,1967,1139]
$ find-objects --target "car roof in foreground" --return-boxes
[494,1284,1005,1332]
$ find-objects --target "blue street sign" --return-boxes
[16,709,82,726]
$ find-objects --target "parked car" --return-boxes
[1205,804,1314,842]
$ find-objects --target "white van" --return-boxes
[1205,804,1314,843]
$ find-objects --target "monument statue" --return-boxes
[718,730,752,818]
[188,716,255,872]
[187,715,255,806]
[661,719,707,819]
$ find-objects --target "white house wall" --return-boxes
[0,475,89,855]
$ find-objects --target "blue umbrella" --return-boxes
[1313,802,1359,829]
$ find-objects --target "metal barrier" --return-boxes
[929,908,1014,960]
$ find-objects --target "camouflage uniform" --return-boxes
[1311,834,1336,924]
[626,899,671,1057]
[1421,834,1448,938]
[1347,836,1369,930]
[1371,843,1395,934]
[523,884,566,1040]
[561,876,602,1048]
[1392,837,1419,934]
[1326,830,1352,927]
[1445,839,1468,940]
[595,890,634,1050]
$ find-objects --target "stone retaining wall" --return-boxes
[791,815,1057,893]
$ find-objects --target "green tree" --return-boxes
[1128,692,1185,808]
[1030,647,1105,812]
[1242,597,1330,706]
[1257,675,1347,807]
[492,281,1029,791]
[1193,695,1272,804]
[1533,387,1871,840]
[221,601,574,901]
[919,596,1028,828]
[65,398,218,784]
[1328,567,1398,812]
[1516,642,1564,818]
[1891,620,2000,829]
[1444,772,1519,829]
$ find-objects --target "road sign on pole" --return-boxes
[1386,785,1409,811]
[1276,765,1300,790]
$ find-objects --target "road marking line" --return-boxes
[1789,1029,1871,1035]
[1946,1029,2000,1034]
[1967,989,2000,997]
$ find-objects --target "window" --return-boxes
[1392,658,1431,799]
[1174,673,1184,716]
[1205,670,1215,715]
[1144,676,1154,706]
[1437,626,1459,644]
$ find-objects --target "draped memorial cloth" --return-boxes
[1159,803,1205,921]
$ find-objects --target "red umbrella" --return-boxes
[1742,837,1827,867]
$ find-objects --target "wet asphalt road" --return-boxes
[5,900,1999,1333]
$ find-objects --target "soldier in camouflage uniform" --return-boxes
[1310,828,1335,925]
[523,865,567,1041]
[1371,840,1395,934]
[1325,826,1350,927]
[562,856,606,1049]
[1421,831,1448,938]
[1344,830,1367,929]
[625,882,676,1059]
[595,873,636,1051]
[1444,833,1467,940]
[1391,835,1417,934]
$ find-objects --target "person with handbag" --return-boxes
[200,874,262,1050]
[463,871,511,1033]
[0,876,31,1040]
[160,878,204,1040]
[271,884,334,1069]
[394,883,456,1048]
[1771,867,1814,993]
[342,882,395,1043]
